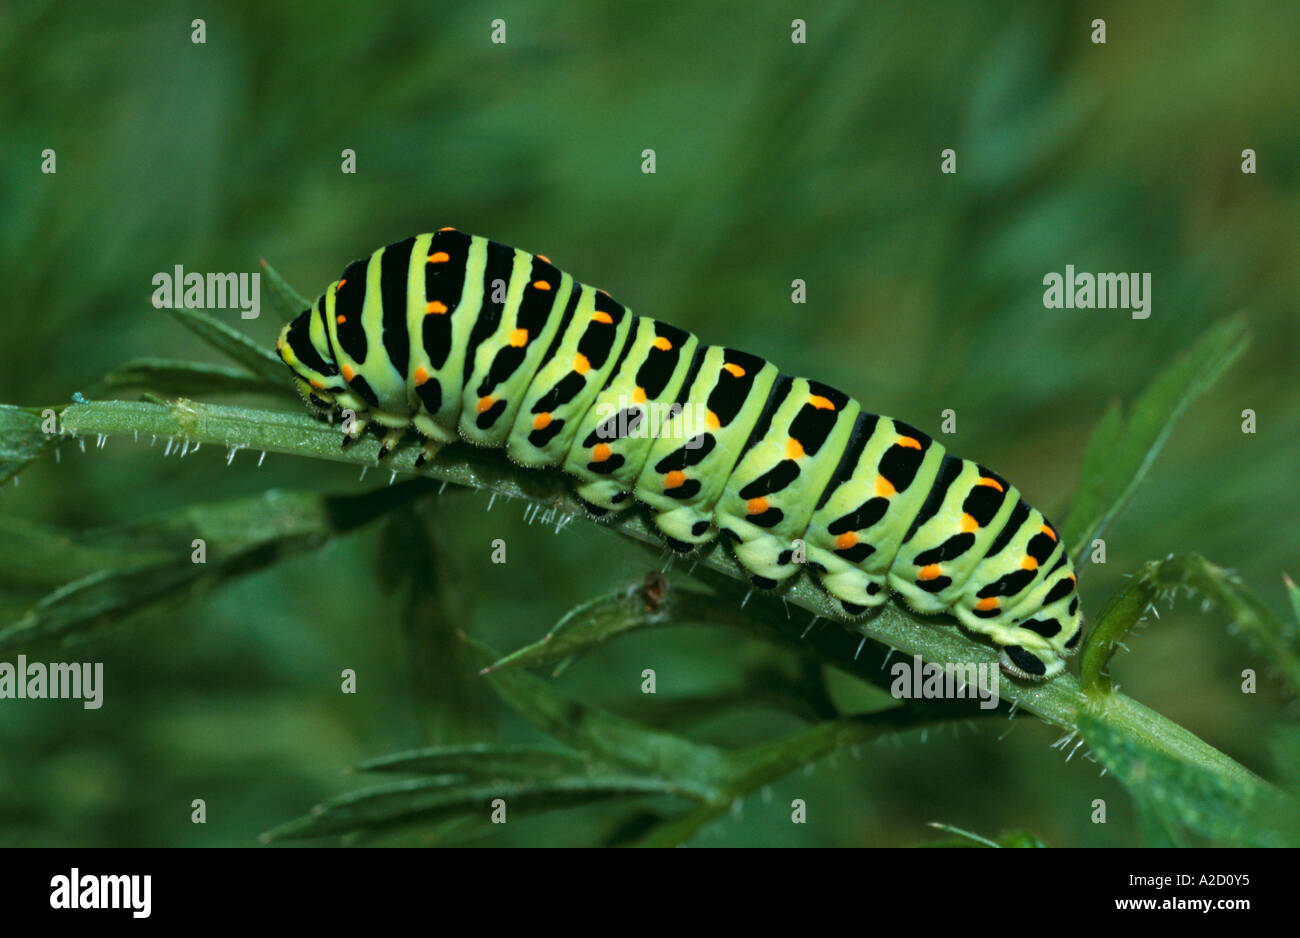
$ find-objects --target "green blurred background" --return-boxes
[1,0,1296,846]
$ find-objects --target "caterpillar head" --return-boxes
[276,306,342,416]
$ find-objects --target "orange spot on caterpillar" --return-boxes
[336,279,346,290]
[425,301,448,315]
[875,475,896,497]
[573,353,590,374]
[591,443,612,462]
[918,564,942,581]
[341,364,355,382]
[977,477,1004,492]
[428,252,450,263]
[509,328,529,347]
[706,411,721,431]
[897,436,922,449]
[786,437,805,459]
[336,315,347,324]
[1068,574,1077,586]
[664,470,687,488]
[808,395,835,410]
[960,513,979,533]
[533,412,552,430]
[592,311,614,324]
[537,255,551,264]
[633,386,647,403]
[532,280,552,291]
[476,396,495,414]
[1040,524,1057,541]
[1021,556,1038,570]
[413,366,429,385]
[723,362,746,378]
[835,532,858,550]
[975,597,999,612]
[309,378,325,390]
[652,337,673,351]
[747,497,770,515]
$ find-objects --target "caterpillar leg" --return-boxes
[812,564,889,614]
[572,480,637,519]
[414,439,441,468]
[340,416,370,448]
[376,427,405,459]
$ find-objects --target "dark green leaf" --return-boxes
[261,774,694,842]
[164,304,288,386]
[1078,712,1294,847]
[1062,318,1248,567]
[357,745,591,779]
[0,484,433,652]
[378,508,497,742]
[98,357,283,398]
[922,823,1048,847]
[0,404,68,484]
[260,257,313,319]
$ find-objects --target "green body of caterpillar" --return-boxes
[276,228,1084,679]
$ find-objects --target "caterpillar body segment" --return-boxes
[561,316,700,514]
[276,228,1084,679]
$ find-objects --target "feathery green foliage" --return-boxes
[4,294,1294,846]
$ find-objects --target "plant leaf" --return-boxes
[469,634,730,799]
[356,745,592,779]
[1082,553,1300,696]
[1285,573,1300,631]
[98,357,283,398]
[378,507,497,742]
[1078,712,1295,847]
[1062,317,1248,568]
[482,574,766,675]
[0,483,434,652]
[164,305,287,386]
[1079,561,1163,695]
[0,404,69,485]
[922,822,1047,848]
[261,774,695,842]
[260,257,313,318]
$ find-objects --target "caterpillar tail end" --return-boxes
[998,643,1065,681]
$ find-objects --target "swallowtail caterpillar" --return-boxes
[276,228,1084,679]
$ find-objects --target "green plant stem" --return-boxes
[55,398,1268,792]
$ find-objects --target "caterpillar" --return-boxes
[275,228,1084,679]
